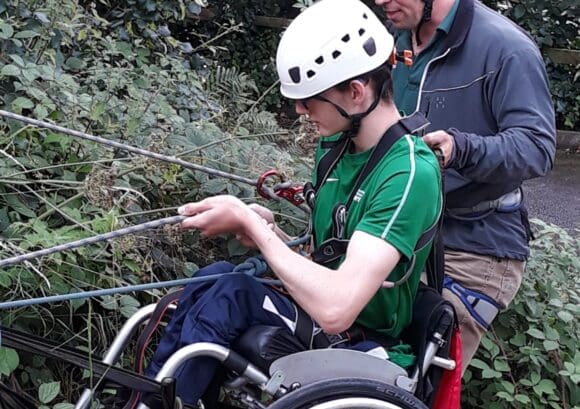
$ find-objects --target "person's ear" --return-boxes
[349,80,367,105]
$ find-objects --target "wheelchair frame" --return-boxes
[74,299,456,409]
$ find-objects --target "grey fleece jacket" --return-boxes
[411,0,556,260]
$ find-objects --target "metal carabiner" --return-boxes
[256,169,305,206]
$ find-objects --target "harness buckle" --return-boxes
[332,204,347,239]
[257,169,305,206]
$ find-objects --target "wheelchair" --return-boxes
[73,282,457,409]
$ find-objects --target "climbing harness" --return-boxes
[304,113,437,274]
[446,187,522,219]
[0,110,306,210]
[443,276,500,330]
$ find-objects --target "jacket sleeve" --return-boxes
[447,48,556,183]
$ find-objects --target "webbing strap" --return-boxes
[294,304,315,349]
[312,112,429,198]
[345,122,410,209]
[311,113,432,267]
[443,276,500,329]
[123,289,185,409]
[0,326,164,395]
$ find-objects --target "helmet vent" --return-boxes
[315,56,324,64]
[307,70,316,78]
[363,37,376,56]
[358,28,366,36]
[289,67,301,84]
[332,50,342,59]
[341,34,350,43]
[363,13,368,19]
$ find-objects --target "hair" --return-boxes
[334,62,394,103]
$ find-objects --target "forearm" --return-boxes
[449,126,555,183]
[242,211,359,331]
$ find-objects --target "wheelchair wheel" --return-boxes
[268,378,427,409]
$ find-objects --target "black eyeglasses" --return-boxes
[296,94,328,110]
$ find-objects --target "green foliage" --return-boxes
[462,220,579,409]
[190,0,298,109]
[0,0,310,404]
[481,0,579,130]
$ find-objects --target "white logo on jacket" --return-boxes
[354,189,365,202]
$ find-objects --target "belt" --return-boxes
[447,188,522,216]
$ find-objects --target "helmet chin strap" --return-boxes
[312,79,388,138]
[415,0,433,47]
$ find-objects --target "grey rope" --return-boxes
[0,274,282,310]
[0,215,187,269]
[0,217,311,270]
[0,212,310,309]
[0,109,279,195]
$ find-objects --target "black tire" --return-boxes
[267,378,428,409]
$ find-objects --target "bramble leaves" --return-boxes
[463,220,579,408]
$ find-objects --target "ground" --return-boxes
[525,149,580,232]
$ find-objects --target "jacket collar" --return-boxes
[441,0,474,51]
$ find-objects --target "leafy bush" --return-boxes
[462,220,579,409]
[481,0,580,130]
[0,0,310,405]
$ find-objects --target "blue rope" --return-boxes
[232,255,268,277]
[0,272,282,310]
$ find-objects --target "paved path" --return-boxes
[524,151,580,233]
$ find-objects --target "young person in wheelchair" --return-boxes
[146,0,442,406]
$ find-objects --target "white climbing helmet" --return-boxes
[276,0,395,100]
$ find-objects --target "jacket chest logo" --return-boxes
[434,96,446,110]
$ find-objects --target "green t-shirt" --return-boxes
[312,134,441,338]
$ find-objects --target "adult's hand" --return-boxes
[423,130,455,167]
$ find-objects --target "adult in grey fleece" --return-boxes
[377,0,556,371]
[417,0,556,260]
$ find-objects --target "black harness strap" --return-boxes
[309,113,433,266]
[293,304,315,349]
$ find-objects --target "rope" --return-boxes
[0,216,311,270]
[0,211,309,309]
[0,110,269,191]
[0,216,187,269]
[0,274,282,310]
[232,255,268,277]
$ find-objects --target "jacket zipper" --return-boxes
[415,48,452,114]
